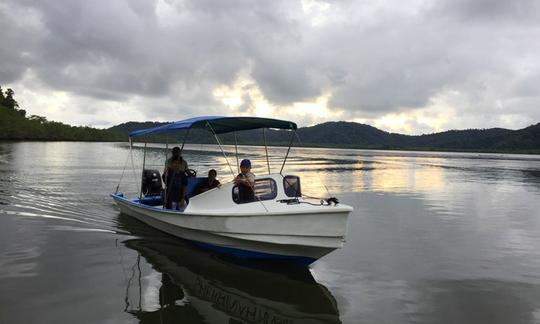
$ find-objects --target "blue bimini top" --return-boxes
[128,116,297,137]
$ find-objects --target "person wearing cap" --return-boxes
[234,159,255,202]
[163,146,189,209]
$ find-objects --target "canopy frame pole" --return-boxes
[206,122,236,178]
[180,128,191,154]
[139,140,147,200]
[263,128,271,175]
[234,131,239,174]
[163,136,169,209]
[165,136,169,159]
[129,138,138,194]
[279,130,296,174]
[207,123,268,212]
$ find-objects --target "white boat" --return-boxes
[111,116,353,265]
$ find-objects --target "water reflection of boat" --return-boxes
[117,214,341,324]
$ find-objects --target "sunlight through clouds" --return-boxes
[301,0,331,27]
[366,90,461,134]
[213,73,344,126]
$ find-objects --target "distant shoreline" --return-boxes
[2,139,538,155]
[2,87,539,155]
[109,120,540,155]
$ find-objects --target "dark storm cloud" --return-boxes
[2,0,305,105]
[9,0,173,98]
[1,0,539,130]
[0,7,36,83]
[319,0,540,121]
[434,0,540,23]
[252,53,322,104]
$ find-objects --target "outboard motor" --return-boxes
[141,169,163,196]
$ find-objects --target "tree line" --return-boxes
[0,86,125,141]
[1,86,537,153]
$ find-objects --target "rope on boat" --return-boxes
[139,141,147,199]
[279,173,340,206]
[115,138,139,194]
[277,131,334,201]
[207,121,269,213]
[129,139,139,195]
[206,122,236,179]
[278,132,340,205]
[115,145,131,193]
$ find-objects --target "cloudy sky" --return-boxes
[1,0,539,134]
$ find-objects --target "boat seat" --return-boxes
[139,195,163,206]
[146,177,204,207]
[143,176,210,206]
[186,177,207,199]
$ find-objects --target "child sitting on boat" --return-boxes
[234,159,255,203]
[196,169,221,194]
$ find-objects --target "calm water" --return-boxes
[1,141,540,324]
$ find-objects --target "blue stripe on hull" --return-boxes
[190,241,317,266]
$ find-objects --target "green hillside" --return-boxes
[296,122,539,153]
[110,120,540,154]
[0,87,124,141]
[1,85,538,153]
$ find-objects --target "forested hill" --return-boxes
[110,120,540,153]
[1,84,538,152]
[0,87,124,141]
[296,121,539,152]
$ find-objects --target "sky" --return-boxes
[1,0,539,134]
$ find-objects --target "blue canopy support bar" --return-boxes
[280,131,296,174]
[263,128,271,174]
[234,132,239,174]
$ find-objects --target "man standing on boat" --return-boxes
[164,146,188,209]
[234,159,255,203]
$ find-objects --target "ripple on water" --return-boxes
[1,142,540,324]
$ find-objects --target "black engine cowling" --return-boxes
[141,169,163,196]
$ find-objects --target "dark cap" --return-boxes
[240,159,251,167]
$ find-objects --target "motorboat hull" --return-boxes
[111,193,351,264]
[114,117,354,265]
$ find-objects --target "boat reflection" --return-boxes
[116,214,341,324]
